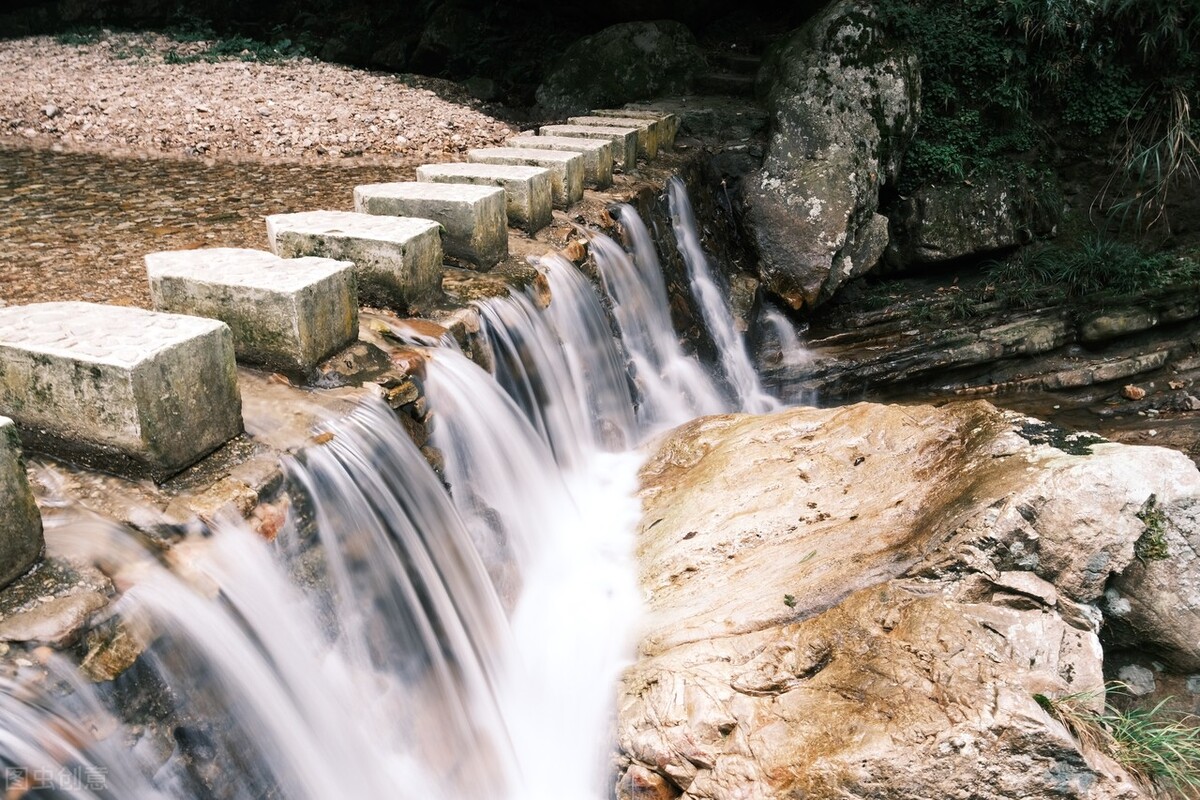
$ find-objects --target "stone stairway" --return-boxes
[0,103,679,580]
[697,44,763,97]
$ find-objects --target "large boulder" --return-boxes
[743,1,919,310]
[616,401,1200,800]
[535,21,705,117]
[886,176,1027,268]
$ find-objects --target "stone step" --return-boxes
[712,52,762,74]
[466,148,584,209]
[0,417,43,589]
[697,72,756,96]
[353,182,507,269]
[145,247,359,378]
[414,162,553,235]
[538,125,639,171]
[505,135,613,189]
[0,302,243,481]
[589,108,679,150]
[566,116,658,159]
[266,210,443,312]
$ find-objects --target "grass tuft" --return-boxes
[1037,682,1200,798]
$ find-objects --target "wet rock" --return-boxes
[616,401,1199,799]
[80,618,145,682]
[0,591,107,646]
[0,417,43,589]
[535,21,705,116]
[744,1,919,310]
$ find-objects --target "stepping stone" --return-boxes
[415,163,552,234]
[697,72,756,96]
[505,135,613,188]
[146,248,359,377]
[467,148,584,209]
[0,302,243,482]
[266,210,443,311]
[354,182,507,269]
[591,109,679,149]
[538,124,639,171]
[566,116,658,158]
[0,417,43,590]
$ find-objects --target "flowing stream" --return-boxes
[0,183,777,799]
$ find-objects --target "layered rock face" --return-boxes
[617,401,1200,800]
[744,1,919,310]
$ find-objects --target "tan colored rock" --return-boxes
[0,591,107,645]
[615,401,1198,800]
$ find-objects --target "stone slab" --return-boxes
[415,163,553,234]
[146,248,359,377]
[266,210,443,311]
[0,303,243,481]
[567,116,658,158]
[505,135,613,188]
[0,417,42,589]
[591,108,678,148]
[467,148,584,209]
[538,124,639,170]
[353,182,507,269]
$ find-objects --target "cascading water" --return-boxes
[666,177,780,414]
[0,182,785,800]
[591,204,727,432]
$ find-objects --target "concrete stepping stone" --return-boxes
[592,108,679,148]
[146,247,359,377]
[266,210,443,311]
[0,417,43,589]
[415,163,553,234]
[467,148,584,209]
[0,302,243,481]
[505,135,613,189]
[538,124,639,171]
[354,182,507,269]
[566,116,658,159]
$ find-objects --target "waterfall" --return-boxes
[666,177,780,414]
[0,187,783,800]
[592,205,727,433]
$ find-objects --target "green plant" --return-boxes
[55,27,103,45]
[1037,683,1200,797]
[783,594,797,608]
[985,237,1199,305]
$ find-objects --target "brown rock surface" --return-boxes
[616,401,1200,799]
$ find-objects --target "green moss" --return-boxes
[1135,494,1170,562]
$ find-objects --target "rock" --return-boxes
[535,21,705,116]
[0,591,107,646]
[743,1,920,310]
[1107,489,1200,670]
[887,176,1026,268]
[410,1,485,73]
[80,618,144,682]
[615,401,1200,800]
[1123,384,1147,401]
[0,417,43,589]
[1117,664,1158,696]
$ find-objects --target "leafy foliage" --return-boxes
[985,237,1200,303]
[877,0,1200,230]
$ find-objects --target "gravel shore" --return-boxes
[0,31,516,162]
[0,31,525,308]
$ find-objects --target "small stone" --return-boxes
[42,103,60,118]
[1117,664,1157,696]
[1123,384,1146,401]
